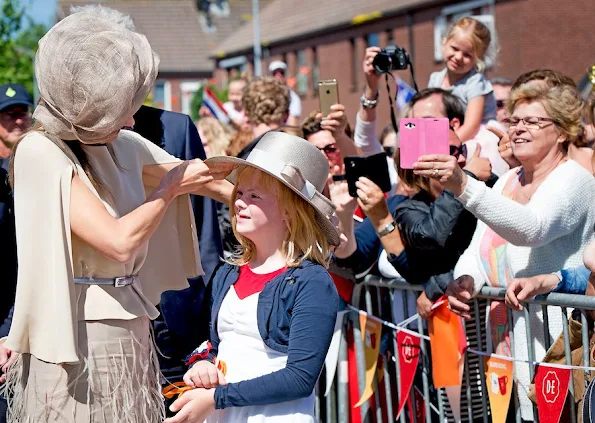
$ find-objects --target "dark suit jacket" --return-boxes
[133,105,223,381]
[0,168,16,339]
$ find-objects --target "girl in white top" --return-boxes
[413,82,595,421]
[428,17,497,142]
[165,133,340,423]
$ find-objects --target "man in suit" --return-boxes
[133,105,223,383]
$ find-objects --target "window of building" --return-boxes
[434,0,497,68]
[153,80,171,111]
[296,50,308,96]
[312,47,320,97]
[350,38,358,92]
[367,33,379,47]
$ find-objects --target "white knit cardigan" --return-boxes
[453,160,595,421]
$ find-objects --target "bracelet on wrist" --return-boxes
[361,90,379,109]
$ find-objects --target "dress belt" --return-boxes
[74,275,137,288]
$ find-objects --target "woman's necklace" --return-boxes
[516,157,566,201]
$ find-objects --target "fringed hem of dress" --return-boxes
[2,317,164,423]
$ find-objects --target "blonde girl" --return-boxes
[428,16,497,141]
[164,132,340,423]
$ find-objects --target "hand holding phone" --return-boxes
[398,118,450,169]
[343,153,391,197]
[318,80,339,117]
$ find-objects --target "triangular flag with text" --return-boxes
[535,365,571,423]
[395,331,421,419]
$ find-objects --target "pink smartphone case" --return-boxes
[399,118,450,169]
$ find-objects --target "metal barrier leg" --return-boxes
[417,314,432,423]
[561,307,577,423]
[337,318,349,423]
[474,299,489,423]
[507,307,522,423]
[391,290,407,423]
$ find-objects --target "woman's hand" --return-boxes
[413,154,468,197]
[445,275,475,319]
[416,292,433,320]
[0,338,13,384]
[505,274,560,311]
[362,47,381,93]
[164,388,216,423]
[165,160,235,197]
[489,127,521,169]
[183,360,227,389]
[317,104,347,136]
[329,181,358,223]
[355,177,390,225]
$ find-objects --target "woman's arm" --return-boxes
[144,162,234,205]
[456,96,484,142]
[213,273,338,409]
[71,160,232,264]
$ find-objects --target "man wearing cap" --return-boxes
[0,83,33,168]
[269,60,302,126]
[0,83,32,423]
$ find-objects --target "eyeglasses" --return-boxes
[496,100,506,109]
[503,116,555,130]
[0,109,31,122]
[318,144,338,154]
[450,144,468,159]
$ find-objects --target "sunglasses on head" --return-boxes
[318,144,338,154]
[450,144,467,159]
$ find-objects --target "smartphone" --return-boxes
[344,153,392,197]
[318,79,339,117]
[398,118,450,169]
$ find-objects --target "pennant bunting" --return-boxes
[354,313,382,407]
[395,331,421,420]
[484,355,513,423]
[535,365,571,423]
[428,296,467,388]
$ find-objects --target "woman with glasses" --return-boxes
[415,82,595,422]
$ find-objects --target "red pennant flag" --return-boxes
[407,388,426,423]
[395,331,421,420]
[534,365,571,423]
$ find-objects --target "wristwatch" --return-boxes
[360,91,379,109]
[377,220,396,238]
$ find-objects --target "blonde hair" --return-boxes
[508,83,584,148]
[228,166,331,268]
[197,117,231,157]
[445,17,492,72]
[242,77,290,126]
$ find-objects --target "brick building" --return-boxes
[214,0,595,130]
[58,0,271,115]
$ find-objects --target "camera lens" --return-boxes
[373,53,391,74]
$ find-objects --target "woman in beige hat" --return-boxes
[2,9,233,423]
[164,132,340,423]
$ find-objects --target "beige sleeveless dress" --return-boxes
[3,130,203,423]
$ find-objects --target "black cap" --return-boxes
[0,84,33,112]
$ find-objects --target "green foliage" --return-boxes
[0,0,48,95]
[190,83,229,121]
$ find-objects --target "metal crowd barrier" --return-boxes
[315,275,595,423]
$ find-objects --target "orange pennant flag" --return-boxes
[484,356,514,423]
[354,313,383,407]
[428,297,466,388]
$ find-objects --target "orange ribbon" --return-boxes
[162,382,193,399]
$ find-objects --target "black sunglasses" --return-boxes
[383,146,395,157]
[450,144,467,159]
[318,144,338,154]
[496,99,506,109]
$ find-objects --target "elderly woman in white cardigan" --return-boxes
[412,82,595,421]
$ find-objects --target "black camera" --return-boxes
[372,45,410,74]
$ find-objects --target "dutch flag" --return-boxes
[202,87,230,124]
[395,76,417,110]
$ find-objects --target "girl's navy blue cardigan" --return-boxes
[202,260,339,410]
